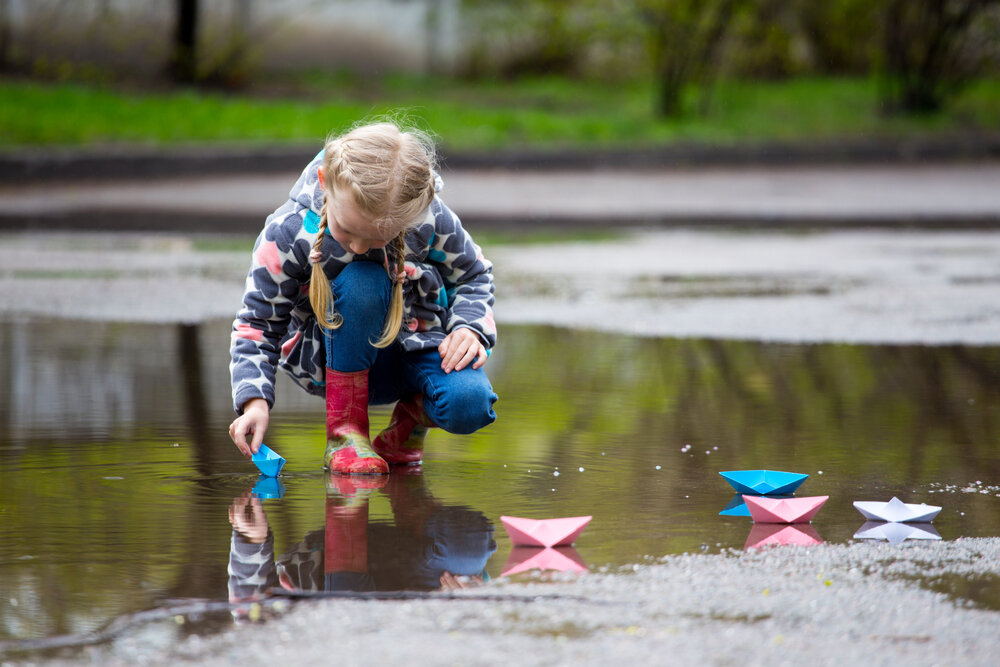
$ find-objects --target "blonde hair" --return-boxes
[309,122,437,348]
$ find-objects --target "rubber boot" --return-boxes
[324,368,389,475]
[372,394,433,465]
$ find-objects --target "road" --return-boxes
[1,163,1000,230]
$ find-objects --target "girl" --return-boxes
[228,121,498,475]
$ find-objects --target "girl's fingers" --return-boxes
[230,418,252,458]
[454,344,479,372]
[442,340,466,372]
[472,346,487,369]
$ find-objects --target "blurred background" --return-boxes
[1,0,998,151]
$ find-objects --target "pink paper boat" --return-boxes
[744,523,824,549]
[743,495,828,523]
[499,515,592,547]
[501,546,588,576]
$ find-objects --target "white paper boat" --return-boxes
[853,521,941,545]
[853,497,941,523]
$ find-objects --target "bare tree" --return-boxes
[637,0,745,117]
[881,0,1000,113]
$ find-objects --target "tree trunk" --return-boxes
[169,0,199,83]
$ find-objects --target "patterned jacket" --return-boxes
[230,151,497,413]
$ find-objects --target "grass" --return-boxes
[1,73,998,150]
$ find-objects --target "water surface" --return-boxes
[1,320,998,642]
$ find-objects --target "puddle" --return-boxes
[909,573,1000,611]
[1,319,999,645]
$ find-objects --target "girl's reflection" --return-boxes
[227,472,497,603]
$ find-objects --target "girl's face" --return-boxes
[326,187,394,255]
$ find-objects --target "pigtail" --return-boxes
[372,233,406,348]
[309,200,343,330]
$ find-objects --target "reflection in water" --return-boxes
[252,475,286,500]
[744,523,824,550]
[501,546,587,577]
[853,521,942,544]
[1,320,999,641]
[228,473,496,602]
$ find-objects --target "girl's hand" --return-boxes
[438,328,487,374]
[230,398,270,457]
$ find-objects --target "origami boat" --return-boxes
[251,474,286,500]
[251,443,286,478]
[719,493,793,517]
[719,470,809,496]
[744,523,823,550]
[853,521,941,545]
[499,515,592,547]
[743,495,828,523]
[852,497,941,523]
[501,546,588,576]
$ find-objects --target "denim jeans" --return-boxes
[324,262,497,435]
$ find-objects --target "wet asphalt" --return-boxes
[3,162,1000,665]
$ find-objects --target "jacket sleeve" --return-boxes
[228,529,278,603]
[229,209,314,413]
[430,198,498,349]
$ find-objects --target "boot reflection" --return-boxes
[227,470,497,609]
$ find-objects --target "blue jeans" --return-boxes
[324,262,497,435]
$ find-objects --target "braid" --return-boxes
[372,232,406,348]
[309,199,342,330]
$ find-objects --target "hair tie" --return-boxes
[309,248,323,265]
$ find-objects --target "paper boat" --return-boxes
[251,444,286,477]
[719,470,809,496]
[719,493,794,517]
[745,523,823,549]
[251,474,286,500]
[501,546,588,576]
[853,521,941,545]
[853,497,941,523]
[499,515,592,547]
[744,495,828,523]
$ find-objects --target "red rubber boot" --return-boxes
[324,368,389,475]
[372,394,433,465]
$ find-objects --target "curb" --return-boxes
[2,209,998,234]
[2,134,1000,183]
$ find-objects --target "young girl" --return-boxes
[228,121,498,475]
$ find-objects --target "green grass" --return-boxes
[1,73,998,150]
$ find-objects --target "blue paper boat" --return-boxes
[251,444,286,478]
[251,474,286,500]
[719,470,808,496]
[719,493,794,516]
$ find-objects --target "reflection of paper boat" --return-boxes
[501,546,588,576]
[719,470,809,496]
[499,515,592,547]
[853,521,941,545]
[251,474,286,500]
[853,497,941,523]
[745,523,824,549]
[251,444,286,478]
[719,493,794,517]
[744,495,828,523]
[719,494,751,516]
